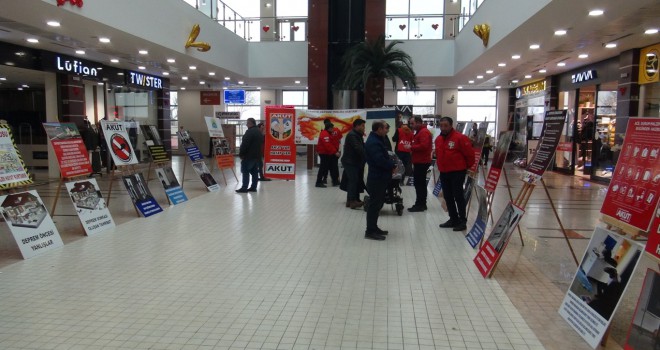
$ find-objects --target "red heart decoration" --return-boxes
[399,24,406,31]
[432,24,439,30]
[619,87,627,95]
[57,0,65,5]
[263,25,270,32]
[292,26,299,32]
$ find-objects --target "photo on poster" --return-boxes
[191,160,219,191]
[295,109,365,144]
[155,167,181,190]
[485,203,525,253]
[177,129,197,148]
[559,227,643,348]
[624,269,660,350]
[65,179,115,236]
[100,121,139,166]
[270,114,293,140]
[204,116,225,138]
[212,138,231,156]
[1,192,48,228]
[140,125,162,145]
[43,123,81,140]
[122,173,163,217]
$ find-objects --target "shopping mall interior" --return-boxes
[0,0,659,349]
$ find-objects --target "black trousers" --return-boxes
[412,162,431,206]
[316,154,330,184]
[322,155,340,184]
[344,164,362,201]
[482,149,490,164]
[440,170,467,222]
[366,177,388,232]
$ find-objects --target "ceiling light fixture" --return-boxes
[224,76,230,80]
[182,76,188,80]
[529,44,540,50]
[138,66,146,70]
[99,37,110,43]
[557,62,566,66]
[139,50,148,55]
[495,86,501,89]
[524,75,532,79]
[17,88,23,91]
[498,63,506,67]
[222,87,227,90]
[539,69,547,73]
[47,21,61,27]
[477,75,483,79]
[167,58,176,63]
[189,66,197,70]
[97,82,104,85]
[0,77,6,81]
[512,80,519,83]
[468,80,474,84]
[209,72,216,76]
[294,80,300,84]
[180,87,186,90]
[26,38,39,43]
[238,81,245,84]
[199,81,206,85]
[589,9,604,16]
[554,29,567,36]
[75,50,85,55]
[511,55,521,59]
[110,59,119,63]
[578,54,589,58]
[605,43,617,48]
[22,84,29,88]
[162,72,170,76]
[486,70,493,74]
[645,28,659,35]
[457,86,463,89]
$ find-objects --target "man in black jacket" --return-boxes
[364,121,395,240]
[341,119,366,209]
[236,118,263,193]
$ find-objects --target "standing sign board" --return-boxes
[0,191,63,259]
[469,122,488,173]
[522,110,567,184]
[559,227,643,348]
[466,186,489,248]
[155,166,188,204]
[204,116,225,138]
[177,129,204,162]
[624,269,660,350]
[213,139,235,169]
[0,126,32,189]
[191,161,220,191]
[140,125,169,162]
[100,121,138,166]
[485,131,514,192]
[473,202,525,277]
[122,173,163,217]
[646,207,660,260]
[295,109,365,144]
[65,178,115,235]
[600,118,660,231]
[265,107,297,180]
[43,123,92,177]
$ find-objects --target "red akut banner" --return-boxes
[264,107,296,180]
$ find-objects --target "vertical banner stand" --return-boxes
[106,164,141,217]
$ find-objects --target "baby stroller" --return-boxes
[363,151,406,216]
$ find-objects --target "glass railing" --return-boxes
[385,14,470,40]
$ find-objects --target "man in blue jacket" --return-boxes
[364,120,396,241]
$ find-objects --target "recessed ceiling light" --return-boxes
[294,80,300,84]
[5,62,15,66]
[182,76,188,80]
[26,38,39,43]
[139,50,148,55]
[15,52,25,56]
[529,44,540,50]
[477,75,483,79]
[167,58,176,63]
[222,87,227,90]
[199,81,205,85]
[224,76,230,80]
[46,21,60,27]
[495,86,501,89]
[645,28,659,34]
[257,87,261,90]
[589,9,604,16]
[457,86,463,89]
[605,43,617,48]
[22,84,29,88]
[180,87,186,90]
[99,37,110,43]
[578,54,589,58]
[539,69,547,73]
[209,72,215,76]
[511,55,521,59]
[525,75,532,79]
[0,77,6,81]
[97,82,104,85]
[498,63,506,67]
[486,70,493,74]
[554,29,567,36]
[17,88,23,91]
[512,80,519,83]
[162,72,170,76]
[189,66,197,70]
[75,50,85,55]
[138,66,146,70]
[238,81,245,84]
[557,62,566,66]
[110,59,119,63]
[117,72,124,76]
[468,80,474,84]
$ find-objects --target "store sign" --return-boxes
[571,69,598,84]
[128,71,163,89]
[56,56,98,77]
[515,80,546,98]
[200,91,221,105]
[639,43,660,84]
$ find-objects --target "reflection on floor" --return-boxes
[0,157,652,349]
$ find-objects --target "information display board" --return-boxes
[155,166,188,205]
[473,202,525,277]
[43,122,92,177]
[265,107,297,179]
[466,186,488,248]
[140,124,169,162]
[0,126,32,189]
[204,116,225,138]
[522,110,567,184]
[122,173,163,217]
[295,109,365,145]
[177,129,204,162]
[484,131,514,193]
[100,121,139,166]
[65,178,115,235]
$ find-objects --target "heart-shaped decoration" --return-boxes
[263,25,270,32]
[399,24,406,31]
[292,26,299,32]
[185,24,211,52]
[57,0,66,5]
[431,24,439,30]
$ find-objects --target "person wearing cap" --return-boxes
[315,121,339,188]
[321,118,342,186]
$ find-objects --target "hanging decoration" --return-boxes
[399,24,407,31]
[262,25,270,32]
[431,24,439,30]
[292,26,299,32]
[57,0,83,7]
[473,23,490,47]
[185,24,211,52]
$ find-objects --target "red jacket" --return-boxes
[396,127,413,153]
[410,127,433,163]
[317,129,339,155]
[330,127,342,151]
[435,129,475,172]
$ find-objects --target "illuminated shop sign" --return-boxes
[56,56,98,77]
[515,80,546,98]
[128,71,163,89]
[571,69,598,84]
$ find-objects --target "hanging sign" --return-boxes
[265,107,297,179]
[65,178,115,235]
[200,91,221,105]
[100,120,138,165]
[0,126,32,189]
[43,122,92,177]
[522,110,567,184]
[484,131,513,192]
[639,43,660,84]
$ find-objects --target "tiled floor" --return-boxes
[0,157,645,349]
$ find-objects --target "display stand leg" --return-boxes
[50,178,64,217]
[220,169,228,186]
[146,161,153,182]
[486,191,495,225]
[540,178,579,266]
[231,167,238,182]
[503,167,525,246]
[106,168,116,205]
[181,157,187,190]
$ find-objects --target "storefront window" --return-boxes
[592,84,617,180]
[397,90,436,115]
[226,90,261,120]
[107,86,158,162]
[282,90,308,107]
[457,90,497,137]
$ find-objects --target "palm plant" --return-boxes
[335,34,418,107]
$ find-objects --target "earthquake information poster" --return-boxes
[522,110,567,184]
[295,109,365,144]
[559,227,643,348]
[122,173,163,217]
[466,186,488,248]
[265,107,297,180]
[191,161,220,192]
[204,116,225,138]
[65,178,115,235]
[43,122,92,177]
[155,166,188,205]
[100,120,139,166]
[469,122,488,173]
[140,124,169,162]
[645,206,660,260]
[0,126,32,189]
[473,202,525,277]
[484,131,514,193]
[213,138,235,169]
[0,190,63,259]
[177,129,204,162]
[600,118,660,231]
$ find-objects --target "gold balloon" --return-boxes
[185,24,211,52]
[473,23,490,47]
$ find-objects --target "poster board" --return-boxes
[473,202,525,277]
[140,124,169,162]
[100,120,139,166]
[485,131,514,193]
[522,110,567,184]
[0,190,63,259]
[204,116,225,138]
[122,173,163,217]
[265,107,297,180]
[466,186,489,248]
[43,122,92,177]
[600,118,660,231]
[191,160,220,192]
[155,166,188,205]
[559,227,643,348]
[646,206,660,260]
[213,138,235,169]
[0,126,32,189]
[469,122,488,173]
[295,109,365,144]
[177,129,204,162]
[65,178,115,235]
[624,269,660,350]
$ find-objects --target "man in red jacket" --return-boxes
[320,119,342,186]
[316,122,340,188]
[435,116,475,231]
[408,116,433,212]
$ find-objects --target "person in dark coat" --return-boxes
[236,118,263,193]
[341,119,366,209]
[364,120,396,240]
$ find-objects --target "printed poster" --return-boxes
[122,173,163,217]
[155,166,188,205]
[65,178,115,236]
[600,118,660,231]
[473,202,525,277]
[522,110,567,184]
[559,227,643,349]
[100,120,139,165]
[295,109,365,144]
[204,116,225,138]
[463,176,474,203]
[469,122,488,173]
[140,124,169,163]
[191,160,220,192]
[485,131,514,193]
[43,122,92,177]
[0,190,63,259]
[466,186,488,248]
[265,107,297,180]
[624,269,660,350]
[0,126,32,189]
[213,138,235,169]
[646,205,660,260]
[177,129,204,162]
